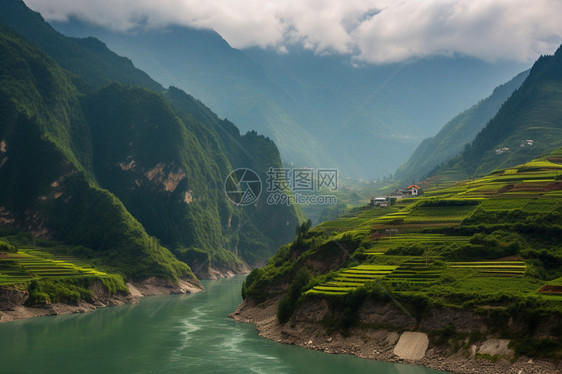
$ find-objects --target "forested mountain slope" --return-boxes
[431,45,562,181]
[395,69,529,184]
[0,0,303,280]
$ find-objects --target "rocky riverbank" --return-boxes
[230,297,561,374]
[0,276,203,323]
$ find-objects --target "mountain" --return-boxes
[394,69,530,184]
[49,21,339,173]
[432,45,562,180]
[0,26,189,281]
[0,0,160,92]
[0,0,303,279]
[49,18,528,178]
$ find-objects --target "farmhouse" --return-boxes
[396,184,423,197]
[370,197,390,207]
[406,184,422,196]
[372,185,423,206]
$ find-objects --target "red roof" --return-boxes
[407,184,421,189]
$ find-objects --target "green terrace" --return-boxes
[307,259,528,296]
[308,259,447,295]
[363,234,471,256]
[539,277,562,295]
[384,259,445,283]
[302,154,562,296]
[425,158,562,198]
[0,250,108,286]
[446,261,527,277]
[307,264,398,295]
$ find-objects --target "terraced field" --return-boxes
[308,259,448,295]
[408,205,477,217]
[447,261,527,277]
[364,234,471,256]
[304,154,562,296]
[537,277,562,296]
[307,259,528,296]
[307,264,398,295]
[384,259,445,283]
[0,250,108,286]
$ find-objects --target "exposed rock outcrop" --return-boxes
[393,332,429,360]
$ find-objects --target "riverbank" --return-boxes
[201,264,252,280]
[231,297,561,374]
[0,276,203,323]
[0,275,442,374]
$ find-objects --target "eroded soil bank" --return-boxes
[231,297,561,374]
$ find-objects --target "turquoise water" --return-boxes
[0,276,446,373]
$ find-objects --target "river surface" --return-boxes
[0,276,446,374]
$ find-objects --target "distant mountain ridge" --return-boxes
[50,21,339,173]
[1,0,160,92]
[394,69,530,184]
[431,44,562,180]
[49,18,528,178]
[0,0,302,279]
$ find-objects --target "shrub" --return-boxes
[101,274,128,295]
[25,278,97,305]
[27,291,51,305]
[276,296,293,324]
[386,244,424,256]
[509,338,562,359]
[0,239,15,252]
[276,268,311,324]
[242,267,265,300]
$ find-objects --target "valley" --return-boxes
[1,1,562,373]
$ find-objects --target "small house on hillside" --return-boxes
[396,184,423,197]
[406,184,422,196]
[520,139,534,147]
[371,197,390,207]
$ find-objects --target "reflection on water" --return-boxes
[0,276,447,374]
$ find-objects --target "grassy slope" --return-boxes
[243,149,562,357]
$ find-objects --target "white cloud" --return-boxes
[25,0,562,64]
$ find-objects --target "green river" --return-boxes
[0,276,446,373]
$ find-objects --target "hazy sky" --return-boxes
[25,0,562,64]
